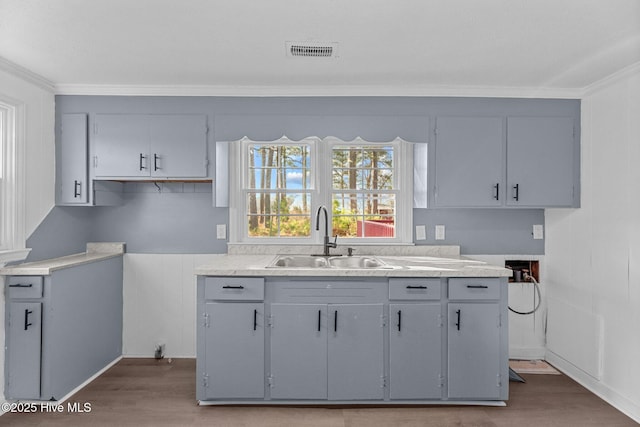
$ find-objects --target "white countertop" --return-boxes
[0,243,125,276]
[195,254,512,278]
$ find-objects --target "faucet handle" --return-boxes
[347,247,354,256]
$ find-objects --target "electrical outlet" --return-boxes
[435,225,445,240]
[533,224,544,240]
[216,224,227,239]
[416,225,427,240]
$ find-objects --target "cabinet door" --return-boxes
[149,115,208,178]
[59,114,89,204]
[94,114,150,177]
[389,303,442,399]
[506,117,575,207]
[6,302,42,399]
[434,117,504,207]
[270,304,327,399]
[328,304,384,400]
[204,302,264,399]
[448,302,501,399]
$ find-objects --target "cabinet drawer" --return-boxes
[389,278,441,300]
[448,278,500,300]
[204,277,264,301]
[7,276,43,299]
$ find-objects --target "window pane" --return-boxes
[332,194,363,215]
[332,216,358,237]
[283,168,311,189]
[331,193,396,238]
[362,216,395,238]
[332,168,364,190]
[248,144,311,190]
[332,148,362,168]
[247,192,311,237]
[332,146,394,191]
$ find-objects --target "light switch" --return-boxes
[533,224,544,240]
[435,225,445,240]
[216,224,227,239]
[416,225,427,240]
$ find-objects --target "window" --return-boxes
[0,98,23,254]
[330,140,397,238]
[230,136,412,244]
[0,101,9,249]
[245,139,314,238]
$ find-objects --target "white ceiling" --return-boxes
[1,0,639,95]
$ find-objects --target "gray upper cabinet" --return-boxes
[506,117,575,207]
[433,115,577,208]
[59,114,89,205]
[93,114,208,179]
[94,114,148,177]
[434,117,504,207]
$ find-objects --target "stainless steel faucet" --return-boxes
[315,205,337,256]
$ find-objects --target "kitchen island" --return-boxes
[1,243,124,401]
[195,248,512,406]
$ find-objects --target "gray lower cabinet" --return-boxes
[4,257,123,400]
[6,300,42,399]
[389,303,442,399]
[269,303,384,400]
[447,278,505,400]
[197,275,508,404]
[269,304,327,399]
[204,302,265,399]
[327,304,384,400]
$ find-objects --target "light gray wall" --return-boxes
[42,95,581,257]
[413,208,544,254]
[91,183,227,253]
[26,207,95,262]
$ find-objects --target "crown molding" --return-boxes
[581,61,640,97]
[0,57,55,92]
[54,83,583,99]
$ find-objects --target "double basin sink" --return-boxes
[267,255,392,269]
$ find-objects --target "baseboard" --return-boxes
[122,353,196,358]
[546,350,640,424]
[509,346,546,360]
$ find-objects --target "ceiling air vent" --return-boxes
[286,42,339,58]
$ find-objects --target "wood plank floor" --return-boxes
[1,358,636,426]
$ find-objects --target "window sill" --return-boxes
[0,248,31,267]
